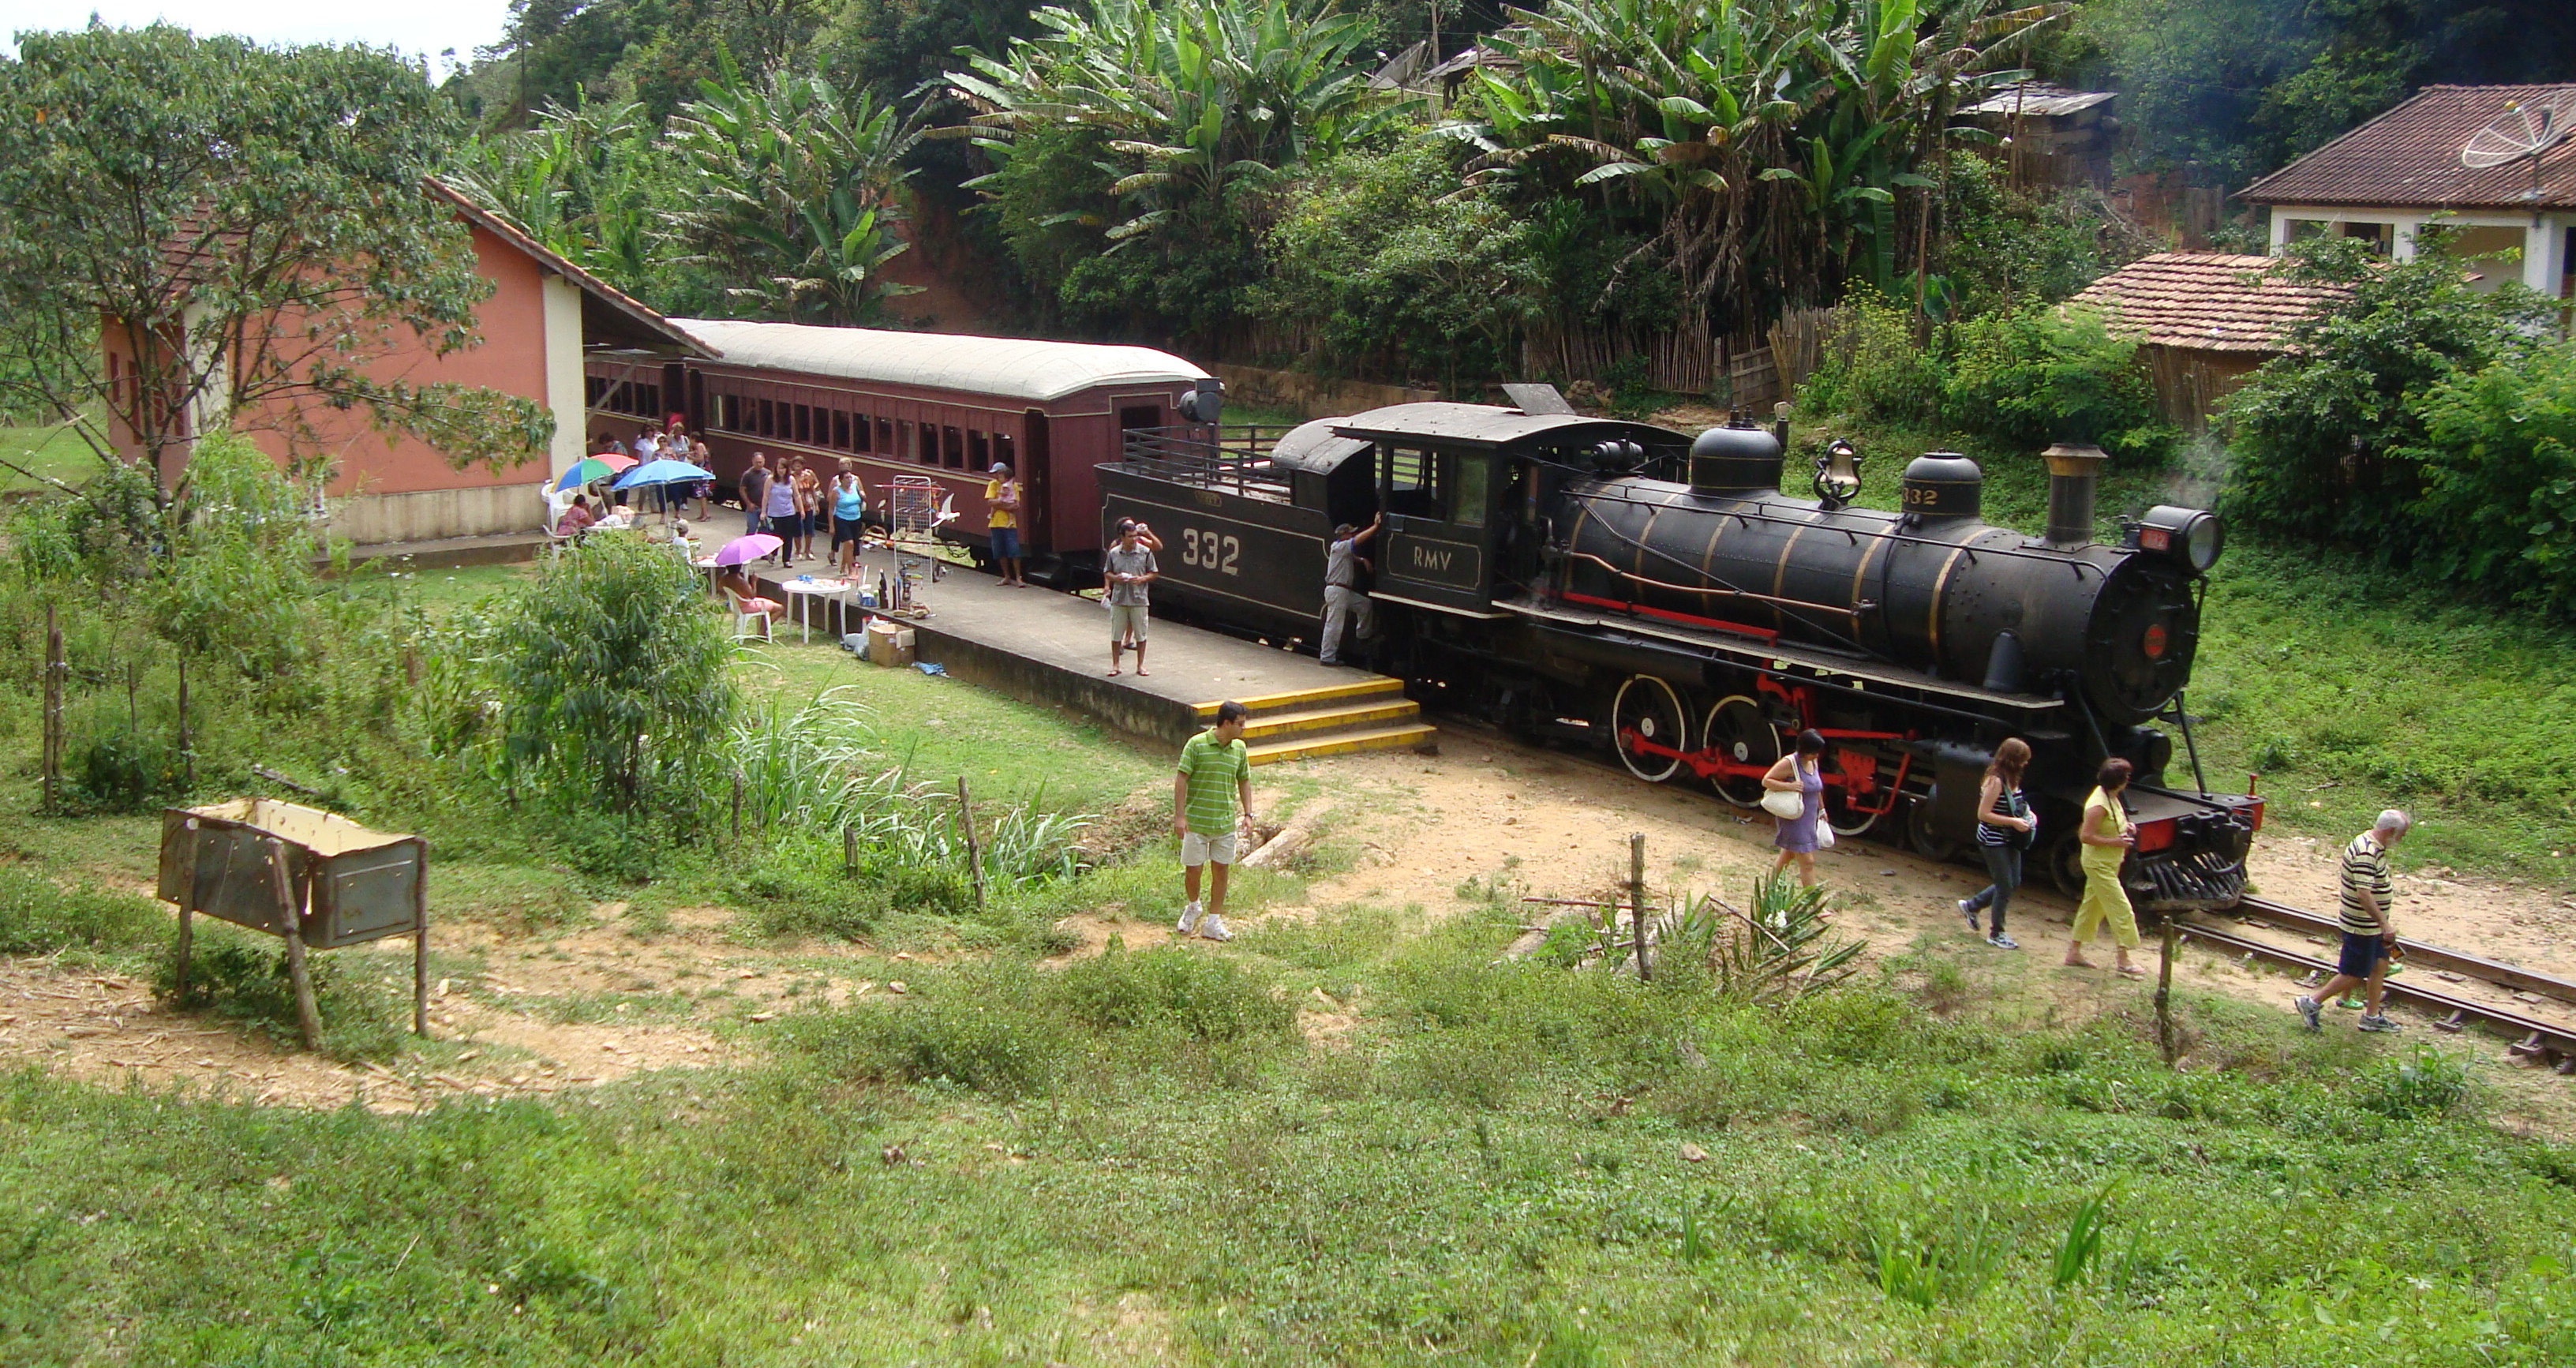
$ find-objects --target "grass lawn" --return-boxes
[6,860,2576,1364]
[6,538,2576,1363]
[0,418,95,493]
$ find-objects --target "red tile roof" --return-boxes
[2066,253,2349,354]
[2240,84,2576,212]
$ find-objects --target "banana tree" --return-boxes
[944,0,1393,249]
[666,58,929,324]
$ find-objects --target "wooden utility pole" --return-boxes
[1630,832,1650,981]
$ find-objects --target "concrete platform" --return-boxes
[749,544,1436,763]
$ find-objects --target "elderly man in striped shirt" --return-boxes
[2296,809,2411,1033]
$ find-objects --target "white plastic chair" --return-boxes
[723,586,775,643]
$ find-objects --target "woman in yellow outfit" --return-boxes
[2064,757,2147,979]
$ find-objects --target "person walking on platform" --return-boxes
[1762,729,1829,889]
[1320,513,1381,667]
[986,463,1026,587]
[1105,520,1158,677]
[1959,738,2036,949]
[1174,701,1256,943]
[739,454,773,539]
[2065,758,2146,979]
[2296,810,2411,1033]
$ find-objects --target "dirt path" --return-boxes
[10,719,2575,1117]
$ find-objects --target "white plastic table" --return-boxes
[778,577,856,644]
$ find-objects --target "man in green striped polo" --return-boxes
[1174,701,1256,942]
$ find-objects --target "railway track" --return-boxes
[2174,902,2576,1073]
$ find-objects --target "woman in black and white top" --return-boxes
[1957,737,2035,948]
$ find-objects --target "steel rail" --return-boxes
[2226,894,2576,1007]
[2173,916,2576,1069]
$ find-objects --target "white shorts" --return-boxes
[1179,830,1238,867]
[1109,602,1149,643]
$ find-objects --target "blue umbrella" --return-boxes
[612,458,713,489]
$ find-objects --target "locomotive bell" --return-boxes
[1900,453,1983,521]
[1688,415,1784,494]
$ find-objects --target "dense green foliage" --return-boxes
[2067,0,2576,181]
[1799,291,2172,461]
[0,27,552,506]
[2222,236,2576,616]
[2409,345,2576,617]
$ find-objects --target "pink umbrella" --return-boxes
[713,534,782,567]
[599,452,638,472]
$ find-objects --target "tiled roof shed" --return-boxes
[2068,253,2349,354]
[2067,253,2350,427]
[2240,84,2576,212]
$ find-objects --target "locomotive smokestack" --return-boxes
[2042,442,2109,546]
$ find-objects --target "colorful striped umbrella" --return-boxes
[554,458,616,491]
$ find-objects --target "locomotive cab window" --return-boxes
[1383,446,1443,520]
[1451,453,1490,527]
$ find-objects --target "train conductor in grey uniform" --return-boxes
[1320,512,1382,667]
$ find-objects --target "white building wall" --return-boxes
[2268,203,2574,300]
[542,273,587,470]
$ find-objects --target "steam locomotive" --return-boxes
[1100,395,2263,912]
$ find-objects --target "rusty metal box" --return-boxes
[157,800,425,948]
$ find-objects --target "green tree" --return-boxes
[1444,0,2063,339]
[446,96,688,303]
[666,58,929,323]
[1256,140,1540,388]
[0,27,552,519]
[492,536,739,841]
[946,0,1393,341]
[1946,303,2170,460]
[2222,234,2554,546]
[2407,343,2576,620]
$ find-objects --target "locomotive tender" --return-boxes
[1103,395,2263,912]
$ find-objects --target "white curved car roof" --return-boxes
[672,319,1208,403]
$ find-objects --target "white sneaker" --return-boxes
[1176,901,1204,934]
[1197,914,1233,942]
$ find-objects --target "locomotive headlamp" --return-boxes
[2134,505,2224,574]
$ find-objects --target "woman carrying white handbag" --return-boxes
[1762,729,1830,889]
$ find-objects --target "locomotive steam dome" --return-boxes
[1900,453,1983,520]
[1688,419,1784,494]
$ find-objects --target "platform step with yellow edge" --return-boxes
[1245,721,1440,766]
[1190,675,1406,724]
[1188,673,1436,765]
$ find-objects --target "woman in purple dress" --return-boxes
[1762,729,1829,888]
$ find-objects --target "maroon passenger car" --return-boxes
[582,320,1208,579]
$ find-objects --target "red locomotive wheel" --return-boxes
[1612,676,1689,783]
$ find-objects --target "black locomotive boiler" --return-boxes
[1100,396,2263,911]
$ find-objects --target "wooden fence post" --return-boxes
[958,777,986,910]
[41,603,63,813]
[1630,832,1649,982]
[2155,916,2181,1066]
